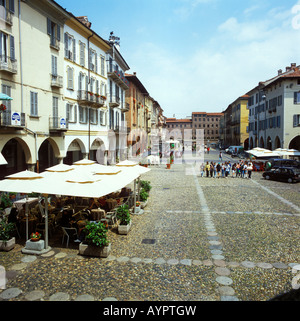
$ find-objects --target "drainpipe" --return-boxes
[18,0,24,113]
[87,32,94,159]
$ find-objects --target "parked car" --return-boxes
[262,167,300,183]
[265,158,300,170]
[225,146,243,154]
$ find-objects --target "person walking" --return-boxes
[216,163,221,178]
[200,163,205,177]
[247,161,253,179]
[210,162,214,178]
[213,162,217,178]
[236,163,240,177]
[205,162,210,177]
[225,162,230,178]
[232,163,236,178]
[219,152,222,161]
[221,163,225,178]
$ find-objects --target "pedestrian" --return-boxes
[205,162,210,177]
[219,152,222,161]
[213,162,217,178]
[216,163,221,178]
[200,163,204,177]
[236,163,240,177]
[232,163,236,178]
[210,162,214,178]
[207,147,210,154]
[247,161,253,179]
[225,163,230,178]
[221,163,225,178]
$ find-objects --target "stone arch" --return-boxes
[288,135,300,151]
[64,139,86,165]
[38,138,61,172]
[90,138,106,163]
[0,137,31,178]
[274,136,281,149]
[249,137,254,150]
[259,137,265,148]
[267,136,272,150]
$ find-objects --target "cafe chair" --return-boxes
[61,227,79,247]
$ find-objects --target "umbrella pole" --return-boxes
[25,194,29,241]
[44,194,48,249]
[137,176,140,202]
[133,179,136,214]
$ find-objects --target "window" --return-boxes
[100,110,106,125]
[100,56,105,76]
[64,33,75,61]
[89,48,97,72]
[67,66,74,90]
[47,18,61,50]
[293,114,300,127]
[79,41,85,66]
[51,55,57,76]
[66,103,77,123]
[79,106,88,123]
[90,108,98,125]
[30,91,38,116]
[0,32,15,62]
[294,92,300,104]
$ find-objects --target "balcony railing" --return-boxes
[0,7,13,25]
[77,90,106,107]
[0,55,17,73]
[51,74,63,88]
[0,110,25,127]
[49,116,68,132]
[120,102,129,112]
[109,95,120,107]
[107,64,129,90]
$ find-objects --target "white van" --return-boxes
[225,146,243,154]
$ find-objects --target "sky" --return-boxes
[57,0,300,118]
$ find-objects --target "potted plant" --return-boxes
[79,221,111,257]
[135,201,141,213]
[140,181,151,208]
[0,217,15,251]
[30,232,42,242]
[0,194,12,210]
[116,204,131,235]
[141,180,151,193]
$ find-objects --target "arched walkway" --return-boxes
[274,136,281,149]
[259,137,265,148]
[38,138,60,173]
[267,136,272,150]
[0,138,30,179]
[64,139,85,165]
[288,135,300,151]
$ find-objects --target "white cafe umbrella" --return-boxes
[0,170,44,242]
[286,149,300,156]
[0,152,7,165]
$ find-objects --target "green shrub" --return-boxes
[116,204,131,225]
[140,180,152,193]
[84,222,109,247]
[0,217,15,241]
[139,188,149,202]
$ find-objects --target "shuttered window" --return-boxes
[30,91,38,116]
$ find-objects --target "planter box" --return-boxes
[118,220,132,235]
[141,199,148,209]
[79,242,111,258]
[0,237,15,252]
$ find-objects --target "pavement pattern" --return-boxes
[0,150,299,301]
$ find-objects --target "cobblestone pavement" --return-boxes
[0,150,299,301]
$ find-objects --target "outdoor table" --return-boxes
[14,197,39,211]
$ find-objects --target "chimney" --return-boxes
[278,69,282,75]
[77,16,92,28]
[133,72,136,76]
[286,66,292,72]
[291,63,296,68]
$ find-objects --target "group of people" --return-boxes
[200,160,254,179]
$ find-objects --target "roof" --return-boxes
[166,118,192,123]
[125,73,149,95]
[192,112,223,116]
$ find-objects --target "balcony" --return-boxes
[107,64,129,90]
[77,90,106,108]
[109,95,120,107]
[120,102,129,112]
[0,7,13,25]
[0,110,25,128]
[49,116,68,132]
[51,74,63,88]
[0,55,17,74]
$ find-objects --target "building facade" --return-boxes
[248,64,300,151]
[0,0,70,178]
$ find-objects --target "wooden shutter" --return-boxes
[72,38,76,62]
[10,35,14,60]
[57,25,61,41]
[47,18,52,35]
